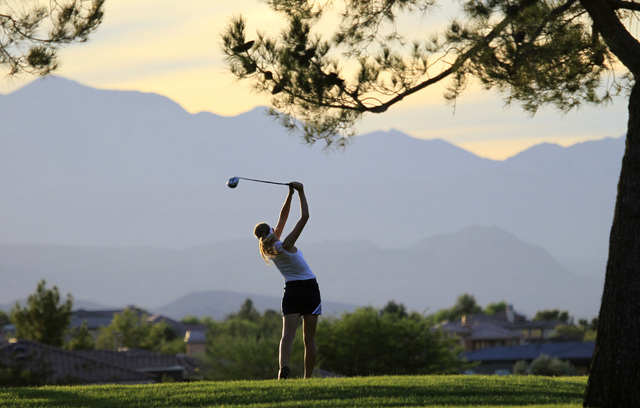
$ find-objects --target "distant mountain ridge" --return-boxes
[151,290,358,320]
[0,225,602,319]
[0,76,622,319]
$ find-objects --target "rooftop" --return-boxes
[464,341,595,363]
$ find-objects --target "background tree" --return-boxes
[513,354,577,376]
[65,321,95,350]
[180,315,215,326]
[0,310,9,328]
[201,307,303,380]
[484,301,508,316]
[222,1,640,404]
[533,309,571,324]
[553,317,598,341]
[425,293,490,325]
[317,306,465,376]
[95,307,183,354]
[448,294,483,321]
[379,300,408,318]
[225,298,261,322]
[1,0,104,76]
[10,280,72,348]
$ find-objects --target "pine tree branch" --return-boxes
[367,9,520,113]
[608,0,640,11]
[582,0,640,74]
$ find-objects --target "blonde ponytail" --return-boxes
[254,223,279,264]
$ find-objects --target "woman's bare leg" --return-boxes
[279,314,300,378]
[302,314,318,379]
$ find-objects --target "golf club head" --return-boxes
[227,177,239,188]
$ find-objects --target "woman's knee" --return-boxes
[303,336,316,349]
[302,327,317,347]
[281,330,296,343]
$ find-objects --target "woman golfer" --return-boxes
[253,181,321,379]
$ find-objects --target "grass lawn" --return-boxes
[0,375,587,408]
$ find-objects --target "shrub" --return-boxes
[513,354,577,376]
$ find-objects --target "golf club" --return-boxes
[227,176,290,189]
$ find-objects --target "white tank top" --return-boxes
[271,241,316,282]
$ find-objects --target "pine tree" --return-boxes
[10,280,73,348]
[222,2,640,405]
[1,0,104,75]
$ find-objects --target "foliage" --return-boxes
[65,321,94,350]
[202,299,463,380]
[448,294,483,321]
[0,347,52,387]
[553,317,598,341]
[426,293,484,323]
[426,295,597,331]
[0,0,104,75]
[10,280,73,348]
[513,359,529,375]
[180,315,215,325]
[95,307,182,353]
[201,307,305,380]
[533,309,571,323]
[0,310,9,327]
[317,305,465,376]
[514,354,577,376]
[225,298,261,322]
[222,2,640,404]
[221,0,618,146]
[484,301,508,316]
[180,315,202,325]
[0,375,589,408]
[379,300,408,318]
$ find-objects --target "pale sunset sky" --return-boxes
[0,0,629,160]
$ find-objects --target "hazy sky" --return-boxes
[0,0,629,159]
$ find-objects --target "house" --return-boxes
[184,330,207,356]
[147,315,207,336]
[69,309,126,334]
[1,324,15,341]
[0,339,200,385]
[73,348,200,382]
[462,341,595,375]
[436,305,564,352]
[70,309,208,356]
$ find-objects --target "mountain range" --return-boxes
[0,76,625,319]
[0,226,602,319]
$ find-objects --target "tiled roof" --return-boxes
[73,348,199,375]
[147,315,208,336]
[70,310,208,339]
[70,309,144,330]
[466,324,523,341]
[0,340,154,384]
[0,341,200,385]
[463,341,595,362]
[438,312,563,341]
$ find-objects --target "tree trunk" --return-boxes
[583,83,640,407]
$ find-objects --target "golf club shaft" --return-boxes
[239,177,289,186]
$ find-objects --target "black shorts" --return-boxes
[282,278,322,316]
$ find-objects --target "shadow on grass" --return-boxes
[0,376,586,408]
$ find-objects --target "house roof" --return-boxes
[0,340,154,384]
[147,315,208,337]
[463,341,595,363]
[73,348,199,375]
[70,309,124,330]
[466,324,523,341]
[0,340,200,385]
[70,310,208,340]
[438,311,563,340]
